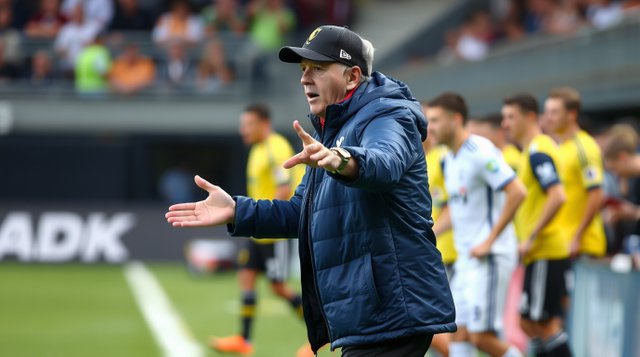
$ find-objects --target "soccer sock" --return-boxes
[449,342,474,357]
[240,291,256,341]
[288,293,303,318]
[502,345,524,357]
[543,331,572,357]
[530,338,549,357]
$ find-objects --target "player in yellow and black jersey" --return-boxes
[502,94,572,357]
[210,103,308,356]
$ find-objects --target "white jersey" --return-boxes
[443,135,517,261]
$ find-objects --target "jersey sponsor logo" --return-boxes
[449,187,468,205]
[485,159,499,173]
[535,162,557,185]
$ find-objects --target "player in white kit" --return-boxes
[426,93,526,357]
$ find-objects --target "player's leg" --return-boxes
[266,240,303,317]
[449,264,475,357]
[533,259,572,357]
[468,255,522,357]
[518,259,572,357]
[209,239,262,354]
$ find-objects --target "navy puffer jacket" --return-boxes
[231,72,456,352]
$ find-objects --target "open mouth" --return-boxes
[306,92,319,100]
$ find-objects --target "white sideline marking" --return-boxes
[124,262,204,357]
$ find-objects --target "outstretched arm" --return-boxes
[165,175,236,227]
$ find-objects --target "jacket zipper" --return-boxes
[307,128,334,350]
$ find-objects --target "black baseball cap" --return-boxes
[279,25,370,75]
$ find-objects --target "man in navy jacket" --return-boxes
[166,25,456,356]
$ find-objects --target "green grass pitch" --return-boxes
[0,263,341,357]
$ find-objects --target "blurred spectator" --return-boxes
[0,39,20,82]
[24,0,67,39]
[623,0,640,11]
[28,50,55,87]
[109,43,156,96]
[54,3,101,76]
[525,0,584,35]
[0,0,31,29]
[61,0,113,30]
[74,32,111,95]
[158,40,195,90]
[546,0,584,34]
[110,0,154,31]
[455,11,494,61]
[196,38,233,92]
[200,0,246,36]
[152,0,204,46]
[0,4,22,67]
[246,0,296,52]
[585,0,624,29]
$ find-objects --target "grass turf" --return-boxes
[0,262,341,357]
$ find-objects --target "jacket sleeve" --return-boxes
[332,106,420,191]
[227,173,305,238]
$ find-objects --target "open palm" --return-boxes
[165,175,235,227]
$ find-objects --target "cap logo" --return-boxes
[305,27,322,45]
[340,49,351,60]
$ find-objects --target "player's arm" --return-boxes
[521,152,566,256]
[570,186,604,255]
[432,204,452,237]
[522,183,565,253]
[471,178,526,258]
[571,145,606,254]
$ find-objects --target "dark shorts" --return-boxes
[237,239,291,283]
[341,334,433,357]
[520,258,572,321]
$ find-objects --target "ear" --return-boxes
[345,66,362,91]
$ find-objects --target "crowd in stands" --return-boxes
[0,0,356,95]
[438,0,640,63]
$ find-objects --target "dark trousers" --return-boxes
[341,334,433,357]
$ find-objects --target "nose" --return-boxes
[300,68,312,86]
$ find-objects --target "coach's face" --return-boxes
[300,59,360,118]
[426,106,457,147]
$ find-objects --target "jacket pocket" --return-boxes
[318,252,385,338]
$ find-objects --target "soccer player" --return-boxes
[422,103,457,357]
[545,87,606,258]
[467,113,521,172]
[501,93,572,357]
[427,92,526,357]
[210,103,308,356]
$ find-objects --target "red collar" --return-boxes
[320,85,359,129]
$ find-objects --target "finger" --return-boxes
[283,152,304,169]
[173,220,208,228]
[168,202,196,212]
[293,120,316,145]
[166,210,196,218]
[310,148,329,162]
[167,215,198,223]
[194,175,217,192]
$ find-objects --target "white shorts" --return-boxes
[450,253,516,333]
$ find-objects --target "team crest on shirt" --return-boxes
[536,162,557,185]
[485,159,499,173]
[336,136,344,147]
